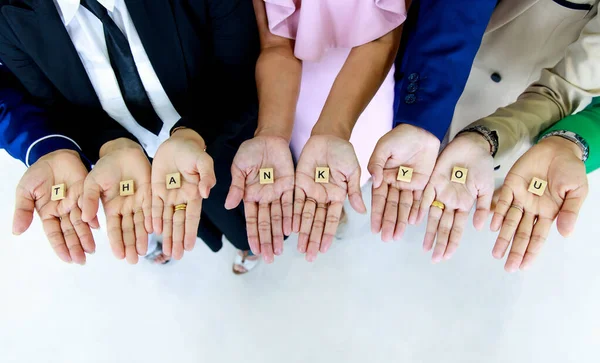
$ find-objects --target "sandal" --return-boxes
[145,241,171,265]
[232,250,259,275]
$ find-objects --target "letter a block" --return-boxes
[528,177,547,196]
[166,172,181,190]
[451,166,468,184]
[396,166,414,183]
[259,168,274,184]
[119,180,135,196]
[315,167,330,183]
[51,183,66,201]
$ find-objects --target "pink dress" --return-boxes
[265,0,407,186]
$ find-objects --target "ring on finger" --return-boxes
[431,200,445,211]
[510,204,524,214]
[174,203,187,212]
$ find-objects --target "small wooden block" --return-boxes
[450,166,468,184]
[396,166,414,183]
[166,172,181,190]
[528,177,548,196]
[259,168,274,184]
[50,183,66,201]
[119,180,135,196]
[315,167,330,183]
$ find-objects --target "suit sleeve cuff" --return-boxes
[26,135,90,168]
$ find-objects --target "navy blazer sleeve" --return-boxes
[0,65,87,167]
[393,0,498,140]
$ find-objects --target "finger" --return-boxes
[197,154,216,199]
[293,187,306,233]
[474,190,493,231]
[491,185,513,232]
[42,217,71,263]
[171,208,186,260]
[258,202,273,263]
[298,197,316,254]
[371,182,388,234]
[432,208,454,263]
[12,186,35,235]
[423,204,442,252]
[162,204,174,257]
[381,186,400,242]
[134,209,148,256]
[142,189,153,234]
[81,176,101,223]
[505,211,535,273]
[271,200,284,256]
[121,213,138,264]
[89,216,100,230]
[321,202,343,254]
[445,210,469,260]
[106,215,125,260]
[69,206,96,254]
[521,216,553,270]
[306,203,327,262]
[282,190,294,236]
[152,194,164,235]
[244,201,260,255]
[348,170,367,214]
[225,167,246,210]
[557,186,588,237]
[418,184,436,225]
[367,152,387,189]
[57,213,85,265]
[394,189,413,241]
[408,190,422,225]
[184,199,202,252]
[492,204,522,260]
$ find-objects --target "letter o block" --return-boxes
[51,183,66,201]
[166,172,182,190]
[528,177,548,196]
[259,168,274,184]
[315,167,330,183]
[451,166,468,184]
[396,166,414,183]
[120,180,135,196]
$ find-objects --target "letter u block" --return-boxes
[528,177,547,196]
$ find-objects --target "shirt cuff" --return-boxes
[26,135,88,168]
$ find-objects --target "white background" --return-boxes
[0,150,598,363]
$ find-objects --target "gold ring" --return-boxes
[174,203,187,212]
[431,200,445,211]
[510,204,524,214]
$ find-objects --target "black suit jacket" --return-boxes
[0,0,260,162]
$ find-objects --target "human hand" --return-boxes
[13,149,98,265]
[225,135,294,263]
[491,136,588,272]
[420,132,495,263]
[82,138,152,264]
[151,129,216,261]
[367,124,440,242]
[294,135,366,262]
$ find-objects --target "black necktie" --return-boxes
[80,0,163,135]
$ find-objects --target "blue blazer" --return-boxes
[393,0,498,140]
[0,65,83,166]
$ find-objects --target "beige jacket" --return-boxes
[449,0,600,171]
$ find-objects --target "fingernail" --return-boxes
[275,248,282,255]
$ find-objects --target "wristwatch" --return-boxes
[538,130,589,162]
[456,125,499,157]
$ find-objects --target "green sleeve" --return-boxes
[538,99,600,173]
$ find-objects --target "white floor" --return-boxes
[0,149,599,363]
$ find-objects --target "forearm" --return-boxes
[313,26,403,140]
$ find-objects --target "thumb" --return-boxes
[81,175,101,223]
[347,169,367,214]
[12,185,35,235]
[197,154,216,199]
[225,166,246,210]
[557,185,588,237]
[367,150,388,189]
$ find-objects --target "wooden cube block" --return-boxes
[315,167,330,183]
[50,183,66,201]
[259,168,274,184]
[450,166,468,184]
[396,166,414,183]
[528,177,548,196]
[119,180,135,196]
[166,172,181,190]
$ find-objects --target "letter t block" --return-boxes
[51,183,66,201]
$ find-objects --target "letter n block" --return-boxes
[528,177,547,196]
[119,180,135,196]
[396,166,414,183]
[166,173,182,190]
[51,183,66,201]
[315,167,330,183]
[451,166,468,184]
[259,168,274,184]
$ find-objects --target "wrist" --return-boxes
[311,120,353,141]
[456,132,493,155]
[254,126,292,143]
[540,135,584,160]
[99,138,142,158]
[170,127,207,149]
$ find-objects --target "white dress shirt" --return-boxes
[52,0,181,157]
